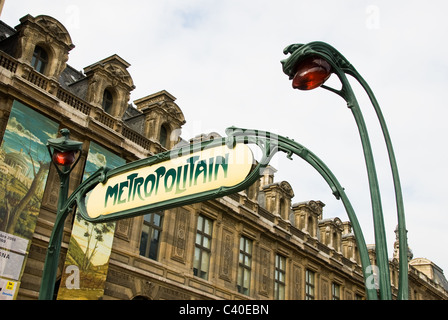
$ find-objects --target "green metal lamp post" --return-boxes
[281,41,408,300]
[39,128,83,300]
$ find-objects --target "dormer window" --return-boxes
[102,89,113,113]
[31,45,48,73]
[160,124,169,148]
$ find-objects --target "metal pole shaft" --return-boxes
[324,62,393,299]
[352,71,409,299]
[38,170,70,300]
[348,100,392,300]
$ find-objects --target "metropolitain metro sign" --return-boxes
[77,141,255,222]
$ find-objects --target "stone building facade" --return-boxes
[0,13,447,300]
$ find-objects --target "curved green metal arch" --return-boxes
[225,126,377,300]
[47,126,377,299]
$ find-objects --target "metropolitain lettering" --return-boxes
[104,153,229,208]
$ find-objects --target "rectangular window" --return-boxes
[305,269,315,300]
[332,282,341,300]
[139,211,163,260]
[193,215,213,280]
[237,237,252,295]
[274,254,286,300]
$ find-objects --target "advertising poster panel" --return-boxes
[57,142,125,300]
[0,100,59,299]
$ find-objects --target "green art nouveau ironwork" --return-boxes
[39,126,378,300]
[281,41,408,300]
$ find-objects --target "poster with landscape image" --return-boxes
[57,142,125,300]
[0,100,59,299]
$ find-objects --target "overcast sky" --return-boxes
[3,1,448,275]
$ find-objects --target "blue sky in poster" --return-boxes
[83,142,126,179]
[1,100,59,179]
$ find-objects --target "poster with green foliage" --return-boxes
[57,142,125,300]
[0,100,59,299]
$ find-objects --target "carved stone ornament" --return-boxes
[279,181,294,198]
[32,15,74,49]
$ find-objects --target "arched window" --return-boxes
[31,45,48,73]
[102,89,113,113]
[160,124,169,148]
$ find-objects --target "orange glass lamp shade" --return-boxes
[52,150,76,167]
[292,55,332,90]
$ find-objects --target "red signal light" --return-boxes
[52,150,76,167]
[292,55,332,90]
